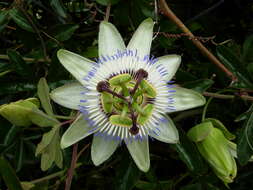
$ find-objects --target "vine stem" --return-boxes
[201,96,213,122]
[203,92,253,101]
[0,54,50,62]
[65,143,78,190]
[159,0,237,81]
[104,3,111,21]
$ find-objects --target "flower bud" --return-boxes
[187,122,237,183]
[0,98,40,127]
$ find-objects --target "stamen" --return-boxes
[97,81,128,102]
[130,69,148,96]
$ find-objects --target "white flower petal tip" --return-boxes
[57,49,94,85]
[99,21,126,57]
[140,18,154,29]
[126,139,150,172]
[149,115,179,144]
[50,82,84,110]
[156,55,181,81]
[91,135,119,166]
[127,18,154,58]
[60,115,98,149]
[171,87,206,113]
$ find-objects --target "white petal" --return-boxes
[127,18,154,59]
[91,135,119,166]
[57,49,94,85]
[149,115,179,143]
[156,55,181,81]
[50,82,84,110]
[171,87,206,112]
[99,21,126,58]
[126,139,150,172]
[61,115,98,149]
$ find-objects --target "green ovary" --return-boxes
[100,73,156,127]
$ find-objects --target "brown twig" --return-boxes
[203,92,253,101]
[104,3,111,21]
[159,0,237,81]
[65,143,78,190]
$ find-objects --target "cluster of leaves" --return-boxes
[0,0,253,190]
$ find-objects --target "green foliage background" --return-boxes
[0,0,253,189]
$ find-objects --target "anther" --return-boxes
[131,69,148,96]
[129,123,139,135]
[97,81,110,92]
[136,69,148,79]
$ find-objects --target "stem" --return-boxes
[173,172,190,188]
[104,3,111,21]
[77,143,90,160]
[159,0,237,81]
[203,92,253,101]
[65,143,78,190]
[30,171,65,184]
[0,54,50,62]
[55,115,75,120]
[201,97,213,122]
[29,163,82,184]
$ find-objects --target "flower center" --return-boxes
[96,69,157,135]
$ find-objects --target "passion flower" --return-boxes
[51,18,205,172]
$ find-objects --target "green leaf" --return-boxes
[217,45,253,88]
[15,140,24,172]
[9,8,34,32]
[21,182,35,190]
[173,131,207,174]
[52,24,79,41]
[187,122,213,142]
[36,126,59,155]
[135,181,157,190]
[28,108,59,127]
[50,0,67,18]
[7,49,32,77]
[235,109,251,122]
[183,79,214,93]
[0,99,58,127]
[204,118,235,140]
[115,159,141,190]
[37,78,54,117]
[36,125,63,171]
[0,10,9,24]
[96,0,120,6]
[237,104,253,165]
[242,35,253,63]
[180,183,202,190]
[0,10,10,31]
[0,101,37,127]
[4,125,20,146]
[0,82,36,95]
[0,156,23,190]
